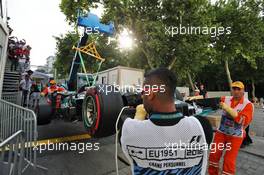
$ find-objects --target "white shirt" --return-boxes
[121,116,207,175]
[20,79,32,91]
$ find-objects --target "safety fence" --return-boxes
[1,92,21,106]
[2,91,38,108]
[0,99,46,174]
[0,130,25,175]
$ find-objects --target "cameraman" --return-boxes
[121,68,213,175]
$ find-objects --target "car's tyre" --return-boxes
[36,98,52,125]
[82,84,124,138]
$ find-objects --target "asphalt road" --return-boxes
[37,119,87,140]
[25,119,128,175]
[24,108,264,175]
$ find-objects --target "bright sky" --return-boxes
[7,0,103,67]
[7,0,215,67]
[7,0,72,66]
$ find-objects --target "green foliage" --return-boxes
[55,0,264,97]
[60,0,100,24]
[54,32,79,79]
[213,0,264,63]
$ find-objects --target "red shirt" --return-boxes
[23,49,30,56]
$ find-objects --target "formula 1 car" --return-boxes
[36,12,221,138]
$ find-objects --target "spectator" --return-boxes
[26,70,34,80]
[19,74,32,107]
[23,45,31,59]
[9,42,18,71]
[194,89,200,96]
[17,42,26,74]
[30,81,41,108]
[186,89,203,101]
[199,84,208,98]
[24,58,30,72]
[7,37,32,74]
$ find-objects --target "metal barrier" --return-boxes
[0,99,46,174]
[1,92,21,105]
[2,91,36,108]
[0,130,25,175]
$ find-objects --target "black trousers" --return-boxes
[243,125,253,145]
[10,59,18,71]
[22,90,29,106]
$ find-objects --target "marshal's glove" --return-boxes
[134,104,147,121]
[186,95,204,101]
[220,102,238,118]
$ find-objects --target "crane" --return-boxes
[67,12,115,91]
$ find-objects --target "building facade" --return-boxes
[46,56,56,73]
[0,0,9,98]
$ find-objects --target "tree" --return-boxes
[56,0,264,97]
[54,32,79,79]
[212,0,264,90]
[231,56,264,99]
[60,0,99,24]
[102,0,215,90]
